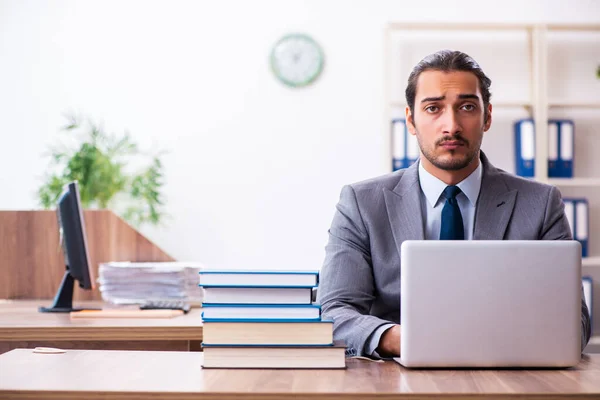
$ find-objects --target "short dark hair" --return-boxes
[405,50,492,122]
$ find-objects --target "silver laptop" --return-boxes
[395,240,582,368]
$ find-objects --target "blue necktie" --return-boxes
[439,186,464,240]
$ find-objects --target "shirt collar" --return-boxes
[418,158,483,208]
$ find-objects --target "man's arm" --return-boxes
[541,186,592,351]
[317,185,395,357]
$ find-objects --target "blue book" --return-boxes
[563,198,589,257]
[199,269,318,288]
[201,303,321,321]
[514,119,535,177]
[391,118,419,171]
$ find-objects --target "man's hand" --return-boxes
[376,325,401,357]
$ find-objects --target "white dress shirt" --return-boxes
[418,159,482,240]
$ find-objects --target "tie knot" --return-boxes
[443,185,462,200]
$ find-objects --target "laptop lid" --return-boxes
[395,240,581,368]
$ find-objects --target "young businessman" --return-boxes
[317,50,592,358]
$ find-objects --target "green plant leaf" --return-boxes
[37,115,167,226]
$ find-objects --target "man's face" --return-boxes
[406,70,492,171]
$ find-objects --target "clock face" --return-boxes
[270,34,324,88]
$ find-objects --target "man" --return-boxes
[317,50,592,358]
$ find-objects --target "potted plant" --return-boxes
[38,114,167,226]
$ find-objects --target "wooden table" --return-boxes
[0,349,599,400]
[0,300,203,353]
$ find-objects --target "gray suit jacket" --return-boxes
[318,152,592,356]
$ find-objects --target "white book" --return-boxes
[202,320,333,345]
[201,304,321,320]
[202,341,346,369]
[199,270,318,287]
[202,287,313,304]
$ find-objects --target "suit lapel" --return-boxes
[384,162,424,256]
[473,153,518,240]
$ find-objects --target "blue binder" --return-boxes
[391,118,419,171]
[563,198,589,257]
[582,276,593,327]
[547,120,560,177]
[548,119,575,178]
[514,119,535,177]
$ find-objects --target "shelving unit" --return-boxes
[549,102,600,109]
[547,178,600,187]
[385,23,600,348]
[583,257,600,268]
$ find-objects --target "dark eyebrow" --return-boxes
[458,94,480,101]
[420,96,445,103]
[420,94,481,104]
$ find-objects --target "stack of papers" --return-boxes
[98,262,203,305]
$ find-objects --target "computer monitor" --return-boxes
[39,181,96,313]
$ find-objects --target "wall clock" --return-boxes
[270,33,324,88]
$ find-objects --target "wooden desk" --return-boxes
[0,349,599,400]
[0,300,203,353]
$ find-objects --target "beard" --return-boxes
[417,132,481,171]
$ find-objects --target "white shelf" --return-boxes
[549,102,600,109]
[546,178,600,187]
[583,257,600,267]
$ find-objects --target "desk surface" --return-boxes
[1,349,600,400]
[0,300,203,341]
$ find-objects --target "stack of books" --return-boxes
[98,262,204,305]
[199,269,345,369]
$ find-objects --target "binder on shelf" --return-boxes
[514,119,575,178]
[391,118,419,171]
[514,119,535,177]
[563,198,589,257]
[548,119,574,178]
[547,121,559,178]
[582,276,593,327]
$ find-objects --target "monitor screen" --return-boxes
[57,181,95,289]
[39,181,96,312]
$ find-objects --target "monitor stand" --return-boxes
[39,270,100,313]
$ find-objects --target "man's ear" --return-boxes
[405,106,417,136]
[483,103,492,132]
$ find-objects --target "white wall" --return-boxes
[1,0,599,270]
